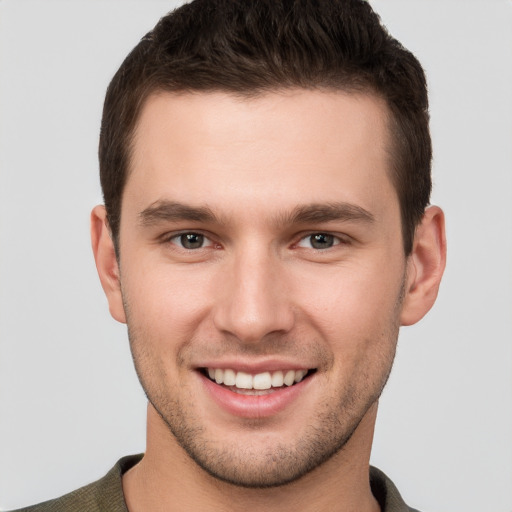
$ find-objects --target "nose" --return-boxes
[212,247,295,343]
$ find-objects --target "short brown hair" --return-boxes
[99,0,431,255]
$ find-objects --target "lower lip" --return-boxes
[199,372,312,418]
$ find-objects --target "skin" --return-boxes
[92,90,446,512]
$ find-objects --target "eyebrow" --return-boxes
[139,201,218,226]
[138,200,375,227]
[284,202,375,226]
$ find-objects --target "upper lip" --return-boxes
[195,359,314,374]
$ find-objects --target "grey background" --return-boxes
[1,1,511,510]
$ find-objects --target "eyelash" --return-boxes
[295,233,346,250]
[167,232,216,250]
[163,231,348,251]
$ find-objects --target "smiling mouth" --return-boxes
[201,368,316,395]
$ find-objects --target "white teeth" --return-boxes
[214,368,224,384]
[223,368,236,386]
[283,370,296,386]
[253,372,272,390]
[271,371,284,387]
[206,368,309,390]
[294,370,307,383]
[235,371,253,389]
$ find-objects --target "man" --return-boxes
[13,0,446,510]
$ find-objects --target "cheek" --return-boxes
[299,264,402,326]
[294,262,404,369]
[122,260,215,329]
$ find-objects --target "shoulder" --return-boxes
[7,454,143,512]
[370,466,421,512]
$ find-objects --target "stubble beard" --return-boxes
[124,280,404,489]
[147,381,390,489]
[127,335,399,488]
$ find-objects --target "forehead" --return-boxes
[126,89,396,221]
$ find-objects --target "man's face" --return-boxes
[116,90,408,486]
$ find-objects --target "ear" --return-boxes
[90,205,126,324]
[400,206,446,326]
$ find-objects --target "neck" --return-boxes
[123,403,381,512]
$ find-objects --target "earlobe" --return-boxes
[400,206,447,326]
[90,205,127,324]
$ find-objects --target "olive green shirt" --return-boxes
[11,455,419,511]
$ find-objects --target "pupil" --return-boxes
[181,233,203,249]
[311,233,333,249]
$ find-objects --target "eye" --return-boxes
[297,233,341,250]
[170,232,214,250]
